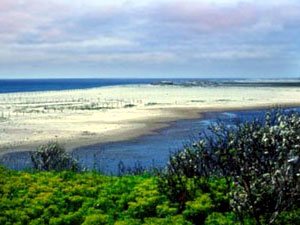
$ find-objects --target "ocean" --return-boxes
[0,78,240,94]
[0,79,162,94]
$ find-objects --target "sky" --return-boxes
[0,0,299,79]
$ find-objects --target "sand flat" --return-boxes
[0,84,300,154]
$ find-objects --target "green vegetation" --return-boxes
[0,167,235,225]
[1,168,298,224]
[1,109,300,224]
[157,109,300,224]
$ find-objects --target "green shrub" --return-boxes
[82,214,112,225]
[204,212,237,225]
[156,202,178,217]
[143,215,192,225]
[274,208,300,225]
[1,166,300,224]
[1,169,196,224]
[159,109,300,224]
[183,193,213,224]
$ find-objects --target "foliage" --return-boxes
[204,212,238,225]
[158,109,300,224]
[30,142,79,171]
[156,144,223,212]
[274,207,300,225]
[0,166,238,225]
[0,165,299,224]
[156,172,232,224]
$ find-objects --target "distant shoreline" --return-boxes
[0,84,300,155]
[1,78,300,94]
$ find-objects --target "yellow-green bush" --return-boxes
[1,166,298,224]
[0,166,234,225]
[0,168,171,224]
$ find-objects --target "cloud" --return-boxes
[0,0,299,77]
[0,47,178,65]
[195,48,274,60]
[148,1,300,34]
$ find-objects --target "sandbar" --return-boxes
[0,84,300,155]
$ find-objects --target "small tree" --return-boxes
[30,142,79,171]
[159,109,300,224]
[205,110,300,224]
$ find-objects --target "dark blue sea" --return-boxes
[0,79,158,93]
[1,78,299,94]
[0,78,227,94]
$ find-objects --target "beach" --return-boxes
[1,84,300,154]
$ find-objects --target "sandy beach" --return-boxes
[0,84,300,154]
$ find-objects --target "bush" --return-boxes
[204,212,237,225]
[159,109,300,224]
[183,193,213,224]
[0,168,195,224]
[156,145,211,212]
[30,142,79,171]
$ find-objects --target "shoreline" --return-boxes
[1,103,300,157]
[1,84,300,156]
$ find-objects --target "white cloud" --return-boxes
[0,0,299,77]
[195,50,272,60]
[193,45,283,60]
[14,37,138,51]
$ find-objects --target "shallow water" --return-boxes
[1,107,300,174]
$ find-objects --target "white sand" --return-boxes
[0,84,300,153]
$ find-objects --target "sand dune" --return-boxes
[0,84,300,154]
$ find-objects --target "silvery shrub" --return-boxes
[30,142,79,171]
[161,109,300,224]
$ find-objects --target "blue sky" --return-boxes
[0,0,299,78]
